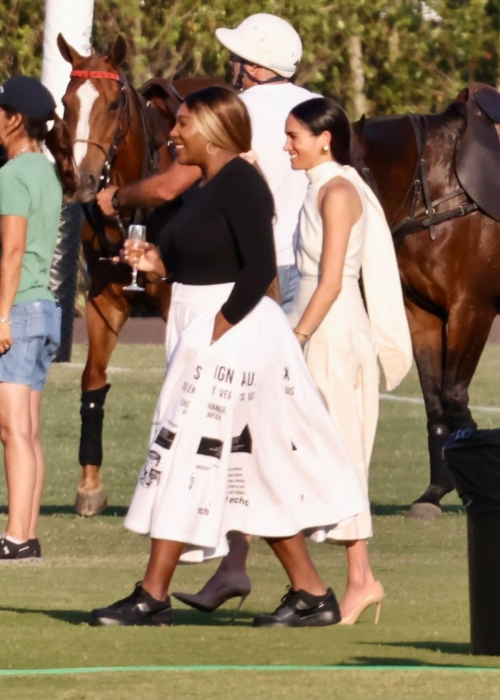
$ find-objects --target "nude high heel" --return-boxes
[338,580,385,626]
[172,573,252,622]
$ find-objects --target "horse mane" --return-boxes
[354,92,468,128]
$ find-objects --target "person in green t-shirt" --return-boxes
[0,75,76,562]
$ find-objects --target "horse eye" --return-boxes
[109,100,120,111]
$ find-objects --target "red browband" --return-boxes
[70,70,123,82]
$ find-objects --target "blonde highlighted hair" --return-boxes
[184,86,252,154]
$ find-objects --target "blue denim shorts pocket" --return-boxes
[0,300,61,390]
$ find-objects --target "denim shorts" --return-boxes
[0,300,61,391]
[278,264,300,315]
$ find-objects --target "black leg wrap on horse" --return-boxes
[428,423,454,492]
[414,423,453,505]
[79,384,111,467]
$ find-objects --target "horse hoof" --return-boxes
[75,488,108,517]
[405,502,442,520]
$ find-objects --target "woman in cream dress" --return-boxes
[286,97,412,623]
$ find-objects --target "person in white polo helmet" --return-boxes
[216,14,317,311]
[216,13,302,89]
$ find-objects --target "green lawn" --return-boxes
[1,343,500,699]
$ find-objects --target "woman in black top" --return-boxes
[158,156,276,324]
[90,87,367,628]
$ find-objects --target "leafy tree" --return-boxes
[92,0,498,116]
[0,0,496,116]
[0,1,44,81]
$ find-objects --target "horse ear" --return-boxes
[352,114,366,134]
[109,35,128,66]
[454,86,469,105]
[57,33,83,66]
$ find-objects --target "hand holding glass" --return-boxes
[123,225,147,292]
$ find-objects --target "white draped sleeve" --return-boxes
[340,166,413,391]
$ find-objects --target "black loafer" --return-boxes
[89,582,173,626]
[0,537,39,562]
[252,586,340,628]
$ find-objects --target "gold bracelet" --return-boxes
[293,328,310,339]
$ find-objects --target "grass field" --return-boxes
[1,343,500,699]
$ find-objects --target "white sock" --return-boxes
[1,532,24,545]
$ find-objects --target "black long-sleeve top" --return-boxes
[159,158,276,325]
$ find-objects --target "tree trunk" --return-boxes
[348,35,367,119]
[389,25,400,64]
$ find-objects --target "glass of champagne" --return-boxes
[123,224,146,292]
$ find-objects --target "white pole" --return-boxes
[42,0,95,362]
[41,0,95,114]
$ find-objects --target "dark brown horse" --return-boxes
[354,86,500,518]
[58,35,220,515]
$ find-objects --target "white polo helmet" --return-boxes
[216,14,302,78]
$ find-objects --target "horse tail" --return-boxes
[45,112,78,197]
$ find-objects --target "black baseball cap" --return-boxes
[0,75,56,120]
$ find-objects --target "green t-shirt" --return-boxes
[0,153,62,305]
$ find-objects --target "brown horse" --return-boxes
[354,87,500,518]
[58,35,220,515]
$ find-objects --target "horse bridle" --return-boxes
[70,70,131,172]
[70,69,132,241]
[69,69,175,260]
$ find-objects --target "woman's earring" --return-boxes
[206,143,217,156]
[321,144,330,155]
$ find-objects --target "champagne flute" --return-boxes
[123,224,147,292]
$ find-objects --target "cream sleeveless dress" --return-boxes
[289,161,413,542]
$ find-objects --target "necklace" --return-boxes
[10,146,39,161]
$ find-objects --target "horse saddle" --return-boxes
[456,82,500,221]
[139,78,183,123]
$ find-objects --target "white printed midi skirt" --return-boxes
[125,282,368,562]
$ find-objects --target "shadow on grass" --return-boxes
[0,606,253,627]
[354,655,472,668]
[0,607,90,625]
[1,503,465,519]
[372,503,464,517]
[375,640,471,655]
[0,505,129,517]
[173,608,254,626]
